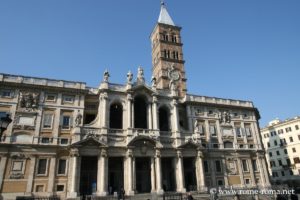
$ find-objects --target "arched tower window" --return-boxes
[134,96,148,129]
[109,103,123,129]
[159,106,170,131]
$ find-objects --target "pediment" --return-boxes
[71,136,107,148]
[130,84,156,95]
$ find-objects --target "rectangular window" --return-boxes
[289,137,294,142]
[56,185,65,192]
[252,160,258,171]
[245,179,251,185]
[267,142,270,147]
[1,90,12,98]
[281,171,285,176]
[294,157,300,164]
[43,114,53,129]
[244,124,252,137]
[276,150,280,156]
[242,160,248,172]
[278,160,282,166]
[45,94,56,102]
[290,170,293,175]
[37,159,47,175]
[296,125,299,130]
[298,135,300,141]
[292,148,296,153]
[274,140,278,146]
[217,180,224,186]
[235,127,241,137]
[60,138,69,145]
[209,124,217,136]
[286,158,291,166]
[57,159,67,175]
[62,116,71,129]
[41,137,50,144]
[215,160,222,173]
[284,149,288,154]
[63,95,74,103]
[269,152,272,157]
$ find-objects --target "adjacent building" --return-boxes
[0,2,270,199]
[261,117,300,187]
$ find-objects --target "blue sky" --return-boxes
[0,0,299,127]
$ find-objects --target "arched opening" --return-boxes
[109,103,123,129]
[159,106,170,131]
[134,96,148,129]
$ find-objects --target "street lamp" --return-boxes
[0,114,12,141]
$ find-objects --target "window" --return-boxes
[209,123,217,136]
[298,135,300,141]
[41,137,50,144]
[242,160,248,172]
[239,144,244,149]
[45,94,56,102]
[37,159,47,175]
[274,140,278,146]
[278,129,284,134]
[276,150,280,156]
[57,159,67,175]
[284,149,288,154]
[289,137,294,143]
[245,125,252,137]
[285,127,292,132]
[296,125,299,130]
[56,185,65,192]
[1,90,12,98]
[290,170,293,175]
[294,157,300,164]
[273,172,278,177]
[270,160,276,167]
[60,138,69,145]
[286,158,291,166]
[35,185,44,192]
[292,148,296,153]
[252,160,258,171]
[249,144,254,149]
[204,161,209,173]
[278,160,282,166]
[215,160,222,173]
[269,152,273,157]
[245,179,251,185]
[62,116,71,129]
[235,126,241,137]
[171,35,177,43]
[63,95,74,103]
[110,103,123,129]
[224,141,233,148]
[212,143,219,149]
[281,171,285,176]
[267,142,270,147]
[42,114,53,129]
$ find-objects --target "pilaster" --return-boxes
[26,155,36,194]
[47,157,56,194]
[67,149,79,198]
[0,154,8,192]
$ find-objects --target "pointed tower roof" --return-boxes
[158,1,175,26]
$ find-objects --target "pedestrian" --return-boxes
[187,192,194,200]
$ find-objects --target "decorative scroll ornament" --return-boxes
[19,91,39,110]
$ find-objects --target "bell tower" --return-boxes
[150,1,187,97]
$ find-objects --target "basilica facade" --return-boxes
[0,3,270,200]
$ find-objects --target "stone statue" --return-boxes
[127,71,133,84]
[103,69,110,83]
[151,76,157,88]
[220,111,231,124]
[136,66,145,84]
[20,92,39,110]
[75,112,82,127]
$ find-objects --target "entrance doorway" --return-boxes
[80,156,98,196]
[135,157,151,193]
[108,157,124,195]
[161,157,176,191]
[183,157,197,191]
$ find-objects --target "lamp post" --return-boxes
[0,114,12,141]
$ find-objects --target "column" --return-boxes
[195,151,205,191]
[47,157,56,194]
[175,150,186,192]
[101,93,108,128]
[125,149,134,195]
[237,158,245,187]
[172,99,180,133]
[0,155,8,191]
[127,94,132,129]
[248,158,256,186]
[67,149,79,198]
[97,149,108,196]
[26,156,36,194]
[261,156,271,187]
[155,149,164,194]
[186,105,193,132]
[204,120,210,144]
[148,103,153,129]
[152,96,158,130]
[222,158,229,187]
[151,157,156,193]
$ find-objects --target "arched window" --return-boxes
[109,103,123,129]
[159,107,170,131]
[224,141,233,149]
[134,96,147,129]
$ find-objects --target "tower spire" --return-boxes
[158,0,175,26]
